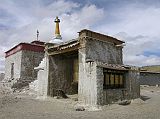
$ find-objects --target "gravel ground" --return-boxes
[0,86,160,119]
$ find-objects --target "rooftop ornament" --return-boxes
[50,16,63,44]
[37,30,39,41]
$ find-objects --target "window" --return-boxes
[103,69,125,89]
[11,63,14,79]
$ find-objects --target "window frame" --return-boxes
[103,69,126,89]
[11,63,14,79]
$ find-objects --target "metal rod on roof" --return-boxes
[37,30,39,41]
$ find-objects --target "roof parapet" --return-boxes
[78,29,125,45]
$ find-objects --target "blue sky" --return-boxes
[0,0,160,73]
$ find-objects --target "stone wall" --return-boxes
[79,37,119,106]
[46,31,139,106]
[78,44,105,106]
[78,61,140,105]
[78,37,125,105]
[85,38,123,64]
[127,69,140,99]
[5,50,44,88]
[78,46,140,105]
[140,72,160,86]
[20,50,44,81]
[103,68,140,104]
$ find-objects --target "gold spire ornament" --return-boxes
[49,16,63,44]
[54,16,62,39]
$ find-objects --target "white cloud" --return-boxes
[60,4,104,41]
[99,5,160,37]
[124,54,160,66]
[0,0,105,72]
[0,0,160,73]
[95,4,160,67]
[115,32,160,66]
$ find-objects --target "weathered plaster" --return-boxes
[5,51,22,80]
[5,50,44,87]
[85,38,123,64]
[46,29,140,106]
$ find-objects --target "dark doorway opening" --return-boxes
[62,50,79,94]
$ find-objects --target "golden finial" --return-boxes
[54,16,61,39]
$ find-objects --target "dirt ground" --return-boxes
[0,86,160,119]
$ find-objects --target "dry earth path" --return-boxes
[0,86,160,119]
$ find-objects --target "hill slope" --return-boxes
[141,65,160,72]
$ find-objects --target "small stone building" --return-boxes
[44,29,140,106]
[5,41,45,87]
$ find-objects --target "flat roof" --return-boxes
[46,39,79,55]
[5,42,45,58]
[78,29,125,45]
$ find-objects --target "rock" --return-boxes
[56,89,68,99]
[118,100,131,105]
[72,98,78,101]
[131,98,145,104]
[75,106,85,111]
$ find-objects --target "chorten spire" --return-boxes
[54,16,62,39]
[49,16,63,44]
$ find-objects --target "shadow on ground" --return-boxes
[140,95,151,101]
